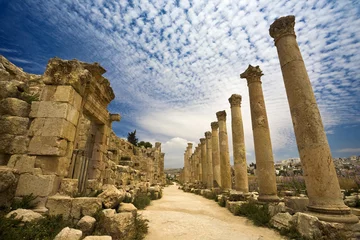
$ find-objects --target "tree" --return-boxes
[138,141,153,148]
[127,130,138,146]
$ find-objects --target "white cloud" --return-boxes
[13,0,360,167]
[337,148,360,154]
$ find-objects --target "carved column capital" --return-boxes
[211,121,219,130]
[240,65,263,85]
[205,131,212,139]
[187,143,193,148]
[269,15,296,43]
[200,138,206,144]
[228,94,242,107]
[216,110,227,121]
[110,113,121,122]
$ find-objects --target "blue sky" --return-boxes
[1,0,359,168]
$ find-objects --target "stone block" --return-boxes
[66,105,80,126]
[29,101,39,118]
[77,216,96,235]
[28,136,68,156]
[53,86,75,103]
[118,203,137,217]
[285,196,309,213]
[40,85,57,101]
[71,197,102,219]
[292,212,321,239]
[30,101,69,118]
[98,185,125,209]
[72,90,82,110]
[268,202,287,217]
[0,98,30,117]
[100,211,136,240]
[0,167,19,207]
[46,195,73,219]
[29,118,76,141]
[9,135,29,154]
[270,212,293,230]
[7,154,35,173]
[54,227,82,240]
[0,116,29,135]
[226,201,245,214]
[35,156,71,177]
[6,209,44,222]
[15,173,60,197]
[59,178,78,196]
[83,236,112,240]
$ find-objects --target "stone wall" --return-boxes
[0,55,165,210]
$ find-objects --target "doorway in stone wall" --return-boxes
[68,113,97,193]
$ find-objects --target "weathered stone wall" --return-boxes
[0,56,166,211]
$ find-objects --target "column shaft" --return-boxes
[216,111,232,189]
[229,94,249,192]
[270,15,357,223]
[211,122,221,187]
[200,138,207,186]
[205,131,213,188]
[240,66,278,202]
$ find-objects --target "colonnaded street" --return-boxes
[140,184,284,240]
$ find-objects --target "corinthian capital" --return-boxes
[205,131,212,139]
[211,121,219,130]
[269,15,296,42]
[228,94,242,107]
[240,65,263,85]
[216,110,227,121]
[200,138,206,144]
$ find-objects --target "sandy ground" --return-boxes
[139,184,285,240]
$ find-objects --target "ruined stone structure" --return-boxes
[270,15,358,223]
[0,56,166,212]
[211,122,221,187]
[240,65,279,202]
[216,110,232,190]
[228,94,248,193]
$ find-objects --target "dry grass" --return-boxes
[338,177,358,190]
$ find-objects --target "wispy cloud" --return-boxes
[2,0,360,167]
[337,148,360,154]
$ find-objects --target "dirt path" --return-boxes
[139,184,285,240]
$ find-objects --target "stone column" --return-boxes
[216,111,231,190]
[205,131,213,188]
[183,151,189,183]
[200,138,207,186]
[228,94,249,193]
[240,66,279,202]
[186,143,193,183]
[197,143,202,182]
[269,15,357,223]
[211,122,221,187]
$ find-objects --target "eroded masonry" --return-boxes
[0,56,165,215]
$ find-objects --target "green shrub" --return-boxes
[0,213,74,240]
[120,156,131,161]
[218,196,226,207]
[11,193,38,210]
[20,92,40,104]
[123,194,133,203]
[234,201,271,226]
[279,225,307,240]
[133,194,151,210]
[133,214,149,240]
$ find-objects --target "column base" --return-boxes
[307,205,359,224]
[258,194,280,203]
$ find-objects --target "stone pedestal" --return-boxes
[205,131,213,188]
[211,122,221,188]
[269,15,357,223]
[240,66,279,202]
[216,111,231,190]
[200,138,207,186]
[228,94,249,193]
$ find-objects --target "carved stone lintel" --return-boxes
[228,94,242,107]
[211,121,219,130]
[200,138,206,144]
[269,15,296,42]
[109,113,121,122]
[240,65,263,85]
[205,131,212,139]
[216,110,227,121]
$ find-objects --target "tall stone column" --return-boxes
[240,66,278,202]
[216,111,231,190]
[205,131,213,188]
[200,138,207,186]
[197,143,202,182]
[211,122,221,187]
[186,143,193,183]
[269,15,357,223]
[228,94,249,193]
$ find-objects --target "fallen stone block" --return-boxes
[98,184,125,209]
[46,195,73,219]
[270,212,293,230]
[6,209,44,222]
[53,227,82,240]
[71,197,102,220]
[118,203,137,217]
[77,215,96,235]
